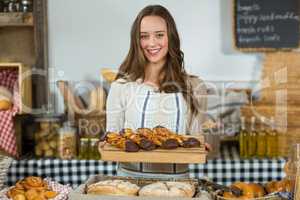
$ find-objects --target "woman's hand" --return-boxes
[204,143,212,152]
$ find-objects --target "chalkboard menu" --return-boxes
[234,0,300,50]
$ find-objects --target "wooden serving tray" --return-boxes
[99,135,207,164]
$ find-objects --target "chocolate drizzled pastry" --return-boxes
[162,139,179,149]
[182,138,201,148]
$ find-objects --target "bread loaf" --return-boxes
[138,181,195,197]
[0,86,12,110]
[86,180,140,196]
[101,68,117,83]
[89,86,106,114]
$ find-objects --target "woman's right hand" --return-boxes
[204,143,212,152]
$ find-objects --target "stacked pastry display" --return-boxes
[86,179,196,197]
[6,176,58,200]
[103,126,202,152]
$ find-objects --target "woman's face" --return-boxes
[140,16,169,66]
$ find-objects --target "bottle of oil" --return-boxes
[89,138,101,160]
[256,117,267,158]
[239,117,249,158]
[248,117,257,158]
[266,117,278,158]
[78,138,89,159]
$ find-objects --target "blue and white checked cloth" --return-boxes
[6,146,286,188]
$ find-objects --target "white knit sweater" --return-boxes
[106,77,207,133]
[106,77,207,176]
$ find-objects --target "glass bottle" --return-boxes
[266,117,278,158]
[89,138,101,160]
[21,0,33,12]
[78,138,89,159]
[248,117,257,158]
[256,117,267,158]
[239,117,248,158]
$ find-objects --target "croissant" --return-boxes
[106,132,139,152]
[153,126,200,148]
[120,128,156,150]
[137,128,162,146]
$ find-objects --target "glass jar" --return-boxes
[58,122,77,159]
[34,115,62,158]
[89,138,101,160]
[21,0,32,12]
[78,138,89,159]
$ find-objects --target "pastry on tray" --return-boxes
[103,126,201,152]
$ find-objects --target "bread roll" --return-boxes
[0,86,12,110]
[87,180,140,196]
[89,86,106,114]
[101,68,117,83]
[224,182,265,199]
[139,181,195,197]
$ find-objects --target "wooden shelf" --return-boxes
[0,12,33,27]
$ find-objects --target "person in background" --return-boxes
[106,4,209,178]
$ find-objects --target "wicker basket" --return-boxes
[0,155,13,190]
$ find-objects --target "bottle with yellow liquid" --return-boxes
[266,117,278,158]
[78,138,90,159]
[239,117,249,158]
[256,117,267,158]
[248,117,257,158]
[89,138,101,160]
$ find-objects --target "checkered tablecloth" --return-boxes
[6,146,286,188]
[0,69,20,157]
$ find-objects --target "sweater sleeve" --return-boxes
[187,77,208,135]
[106,81,126,132]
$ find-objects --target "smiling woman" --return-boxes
[140,16,169,69]
[106,4,208,179]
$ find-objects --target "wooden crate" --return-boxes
[75,113,106,138]
[0,63,32,114]
[242,52,300,157]
[277,128,300,157]
[258,89,300,105]
[260,52,300,105]
[241,104,300,126]
[241,104,300,156]
[99,135,206,164]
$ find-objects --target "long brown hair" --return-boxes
[116,5,198,116]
